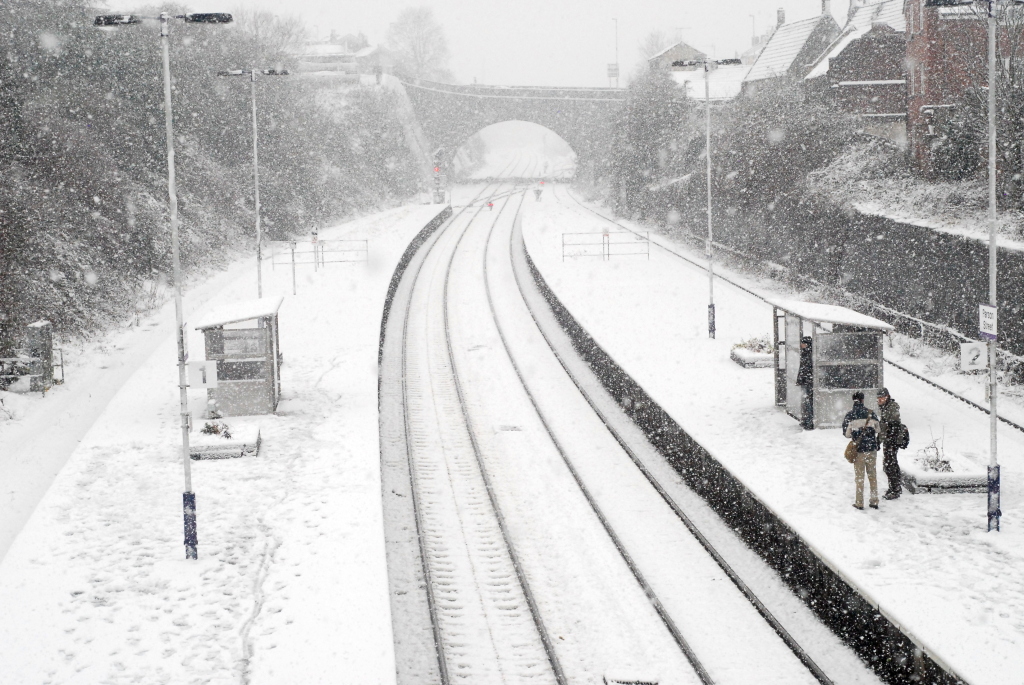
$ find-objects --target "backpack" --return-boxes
[897,424,910,450]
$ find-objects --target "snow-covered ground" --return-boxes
[0,203,447,684]
[522,184,1024,685]
[454,121,577,180]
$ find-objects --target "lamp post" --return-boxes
[609,18,619,88]
[923,0,1023,530]
[217,68,290,299]
[95,11,233,559]
[683,57,742,339]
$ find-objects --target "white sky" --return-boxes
[179,0,854,87]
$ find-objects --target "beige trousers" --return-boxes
[854,451,879,507]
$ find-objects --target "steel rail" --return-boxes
[514,189,835,685]
[556,185,1024,437]
[481,190,716,684]
[396,156,523,685]
[434,161,569,684]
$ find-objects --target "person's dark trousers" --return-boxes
[800,386,814,430]
[883,441,902,496]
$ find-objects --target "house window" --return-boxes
[909,4,915,34]
[920,0,926,30]
[920,65,926,95]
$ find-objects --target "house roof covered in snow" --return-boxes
[805,0,905,80]
[672,64,750,101]
[769,299,894,330]
[746,16,826,82]
[195,297,284,330]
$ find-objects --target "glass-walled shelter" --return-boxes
[771,300,893,429]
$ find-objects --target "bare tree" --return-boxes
[230,7,307,66]
[386,7,453,82]
[639,30,673,60]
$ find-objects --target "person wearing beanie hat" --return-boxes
[876,387,903,499]
[842,391,881,509]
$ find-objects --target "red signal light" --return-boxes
[434,166,440,173]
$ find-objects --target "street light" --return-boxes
[923,0,1023,531]
[95,10,233,559]
[609,18,620,88]
[217,68,291,298]
[681,57,742,339]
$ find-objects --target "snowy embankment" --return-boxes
[522,189,1023,685]
[0,203,447,684]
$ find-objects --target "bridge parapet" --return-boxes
[401,79,627,102]
[400,78,625,173]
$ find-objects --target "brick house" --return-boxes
[804,0,907,142]
[905,0,995,173]
[743,2,841,92]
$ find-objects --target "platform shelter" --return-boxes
[194,297,283,417]
[771,300,893,429]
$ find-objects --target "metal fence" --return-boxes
[561,231,650,261]
[268,239,369,295]
[269,239,368,269]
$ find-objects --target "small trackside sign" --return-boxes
[980,304,998,341]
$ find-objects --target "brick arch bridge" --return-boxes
[399,79,626,172]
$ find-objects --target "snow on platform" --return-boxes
[0,202,449,683]
[189,417,262,460]
[523,188,1024,685]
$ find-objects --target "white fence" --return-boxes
[562,231,650,261]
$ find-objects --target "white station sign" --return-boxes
[980,304,998,341]
[960,342,988,372]
[187,360,218,389]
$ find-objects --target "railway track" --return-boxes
[380,174,863,684]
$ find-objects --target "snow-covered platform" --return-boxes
[523,188,1024,685]
[0,202,451,683]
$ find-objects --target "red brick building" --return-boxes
[905,0,993,173]
[805,1,907,142]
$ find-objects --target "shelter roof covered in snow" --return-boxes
[769,299,894,330]
[194,297,284,330]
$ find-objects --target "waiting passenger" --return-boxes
[842,391,881,510]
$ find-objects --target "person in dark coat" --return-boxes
[843,391,881,510]
[796,337,814,429]
[876,388,903,499]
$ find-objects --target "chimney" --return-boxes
[822,0,831,16]
[777,8,786,27]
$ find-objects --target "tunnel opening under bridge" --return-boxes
[451,121,577,182]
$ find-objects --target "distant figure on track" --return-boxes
[487,201,494,211]
[534,188,542,201]
[796,337,814,430]
[843,391,881,510]
[876,388,904,500]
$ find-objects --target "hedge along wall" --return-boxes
[677,199,1024,357]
